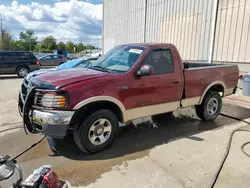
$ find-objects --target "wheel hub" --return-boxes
[207,98,219,115]
[19,69,28,77]
[95,126,104,136]
[88,118,112,145]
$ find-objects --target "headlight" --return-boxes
[37,92,67,108]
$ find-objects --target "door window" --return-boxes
[18,52,33,60]
[43,56,52,60]
[53,55,59,59]
[1,52,18,61]
[142,49,174,75]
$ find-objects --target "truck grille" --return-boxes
[21,78,33,102]
[33,91,43,106]
[20,80,66,109]
[21,81,45,107]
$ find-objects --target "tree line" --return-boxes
[0,29,97,53]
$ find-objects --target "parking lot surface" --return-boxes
[1,75,250,188]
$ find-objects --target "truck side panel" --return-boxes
[183,65,239,107]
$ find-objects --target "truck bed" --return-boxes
[182,62,239,106]
[183,62,236,70]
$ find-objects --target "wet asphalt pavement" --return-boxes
[1,102,250,187]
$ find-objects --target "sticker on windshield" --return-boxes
[128,49,143,54]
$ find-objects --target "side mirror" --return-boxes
[136,65,154,77]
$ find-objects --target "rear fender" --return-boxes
[199,81,226,104]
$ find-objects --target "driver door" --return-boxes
[124,49,182,120]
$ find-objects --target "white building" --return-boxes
[103,0,250,68]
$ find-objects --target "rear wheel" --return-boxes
[195,91,222,122]
[73,109,119,153]
[17,67,29,78]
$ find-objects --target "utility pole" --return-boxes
[29,36,31,51]
[0,19,3,49]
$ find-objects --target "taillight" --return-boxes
[35,59,40,65]
[64,57,67,61]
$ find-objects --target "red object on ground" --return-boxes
[43,170,62,188]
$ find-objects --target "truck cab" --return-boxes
[19,43,239,153]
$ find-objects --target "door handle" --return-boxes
[172,80,179,84]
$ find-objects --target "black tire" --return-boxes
[17,67,29,78]
[73,109,119,153]
[195,91,222,122]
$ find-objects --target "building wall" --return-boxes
[103,0,250,64]
[214,0,250,63]
[103,0,146,52]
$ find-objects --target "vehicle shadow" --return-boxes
[0,75,20,80]
[54,104,250,161]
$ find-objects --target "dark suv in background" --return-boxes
[0,51,40,77]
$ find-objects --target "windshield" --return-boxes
[91,45,145,73]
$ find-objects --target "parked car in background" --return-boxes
[54,49,67,59]
[0,51,40,77]
[39,54,67,66]
[25,57,98,80]
[67,54,76,61]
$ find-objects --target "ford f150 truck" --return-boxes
[19,43,239,153]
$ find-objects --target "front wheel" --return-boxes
[195,91,222,122]
[17,67,29,78]
[73,109,119,153]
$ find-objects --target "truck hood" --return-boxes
[26,68,55,80]
[35,68,109,88]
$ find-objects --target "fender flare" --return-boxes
[199,81,226,104]
[73,96,128,122]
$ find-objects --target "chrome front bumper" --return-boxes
[30,110,74,138]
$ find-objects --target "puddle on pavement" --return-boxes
[1,103,250,187]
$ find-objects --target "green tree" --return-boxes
[0,29,13,50]
[86,44,96,50]
[19,30,38,51]
[41,36,57,51]
[65,41,75,53]
[13,40,26,50]
[34,43,43,52]
[76,43,85,52]
[57,41,65,49]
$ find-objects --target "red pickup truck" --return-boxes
[19,43,239,153]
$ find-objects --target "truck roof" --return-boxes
[121,43,175,48]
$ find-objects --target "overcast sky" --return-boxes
[0,0,103,47]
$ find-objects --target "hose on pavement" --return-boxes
[210,113,250,188]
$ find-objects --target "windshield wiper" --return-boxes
[89,66,110,73]
[108,69,126,73]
